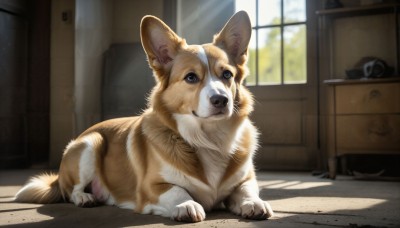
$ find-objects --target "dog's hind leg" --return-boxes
[61,132,104,207]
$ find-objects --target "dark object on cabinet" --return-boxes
[346,57,394,79]
[325,0,343,9]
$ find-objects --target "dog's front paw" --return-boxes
[171,200,206,223]
[230,198,274,220]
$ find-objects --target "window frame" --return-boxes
[244,0,307,86]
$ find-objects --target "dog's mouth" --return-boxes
[192,110,227,119]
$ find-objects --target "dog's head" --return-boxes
[141,11,253,126]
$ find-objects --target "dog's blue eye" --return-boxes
[184,73,199,84]
[222,70,233,80]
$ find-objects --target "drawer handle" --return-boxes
[369,89,381,99]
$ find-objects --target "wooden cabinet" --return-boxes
[325,79,400,179]
[317,3,400,178]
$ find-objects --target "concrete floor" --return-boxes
[0,170,399,228]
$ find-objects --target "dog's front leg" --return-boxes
[226,178,274,220]
[156,185,206,222]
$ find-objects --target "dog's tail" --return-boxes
[15,173,62,204]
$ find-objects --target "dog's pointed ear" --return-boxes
[141,15,185,71]
[213,11,252,65]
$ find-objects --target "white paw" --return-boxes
[71,192,97,207]
[171,200,206,223]
[230,198,274,220]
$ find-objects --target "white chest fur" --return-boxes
[159,151,252,211]
[197,148,229,188]
[160,114,252,210]
[160,159,225,211]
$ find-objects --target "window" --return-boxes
[235,0,307,85]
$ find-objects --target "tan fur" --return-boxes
[142,113,209,184]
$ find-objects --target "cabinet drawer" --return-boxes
[336,115,400,153]
[336,83,400,114]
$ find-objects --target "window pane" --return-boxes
[284,0,306,23]
[258,28,281,85]
[246,30,257,86]
[284,25,306,84]
[258,0,281,26]
[235,0,256,26]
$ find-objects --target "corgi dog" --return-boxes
[15,11,274,222]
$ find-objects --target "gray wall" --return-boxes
[49,0,164,167]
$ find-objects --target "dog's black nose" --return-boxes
[210,95,228,108]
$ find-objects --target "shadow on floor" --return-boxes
[1,203,275,228]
